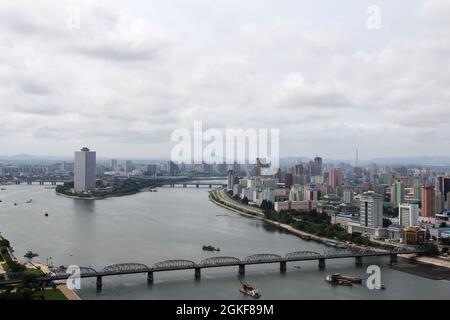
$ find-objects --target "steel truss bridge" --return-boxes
[0,247,424,291]
[164,181,226,188]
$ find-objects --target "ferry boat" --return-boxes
[239,279,261,299]
[202,245,220,251]
[325,273,362,287]
[324,240,347,249]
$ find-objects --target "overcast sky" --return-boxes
[0,0,449,159]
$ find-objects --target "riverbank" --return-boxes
[0,235,76,300]
[209,188,450,280]
[55,188,147,200]
[209,188,385,253]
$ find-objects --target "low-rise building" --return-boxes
[404,226,425,245]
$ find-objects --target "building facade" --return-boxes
[74,147,96,192]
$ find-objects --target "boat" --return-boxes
[325,273,361,287]
[14,203,17,206]
[26,199,32,203]
[239,278,261,299]
[300,235,311,241]
[340,275,362,284]
[202,245,220,251]
[45,212,49,217]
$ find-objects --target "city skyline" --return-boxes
[0,0,450,159]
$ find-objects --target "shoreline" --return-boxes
[54,187,155,201]
[1,235,79,300]
[210,188,450,267]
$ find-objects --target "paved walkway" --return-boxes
[57,284,81,300]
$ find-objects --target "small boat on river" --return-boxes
[325,273,362,287]
[202,245,220,251]
[239,278,261,299]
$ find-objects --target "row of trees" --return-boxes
[257,201,396,250]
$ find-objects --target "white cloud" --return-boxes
[0,0,449,159]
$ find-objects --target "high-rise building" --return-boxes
[167,161,179,175]
[125,160,133,174]
[313,156,323,176]
[435,190,443,215]
[227,169,234,192]
[343,189,354,204]
[360,191,383,228]
[74,147,96,192]
[437,176,450,209]
[391,180,404,208]
[284,173,293,191]
[399,203,419,227]
[328,168,342,191]
[413,177,421,200]
[111,159,118,170]
[421,186,435,218]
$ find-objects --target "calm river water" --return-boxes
[0,184,448,299]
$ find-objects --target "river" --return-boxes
[0,184,449,299]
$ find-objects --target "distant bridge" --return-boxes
[0,247,425,291]
[164,181,226,188]
[13,178,69,185]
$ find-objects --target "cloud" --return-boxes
[0,0,449,159]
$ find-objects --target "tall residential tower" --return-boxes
[74,147,96,192]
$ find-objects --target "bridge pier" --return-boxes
[318,258,326,270]
[96,276,102,292]
[355,256,363,267]
[147,271,154,284]
[239,264,245,276]
[390,254,398,264]
[27,181,32,185]
[209,185,212,188]
[280,261,287,273]
[195,267,201,280]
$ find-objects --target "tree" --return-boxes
[423,243,439,256]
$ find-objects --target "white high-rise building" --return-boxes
[399,203,419,227]
[74,147,96,192]
[227,169,234,192]
[360,191,383,228]
[343,189,354,204]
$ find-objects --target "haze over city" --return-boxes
[0,0,449,159]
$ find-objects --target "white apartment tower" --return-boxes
[360,191,383,228]
[399,203,419,227]
[74,147,96,192]
[227,169,234,192]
